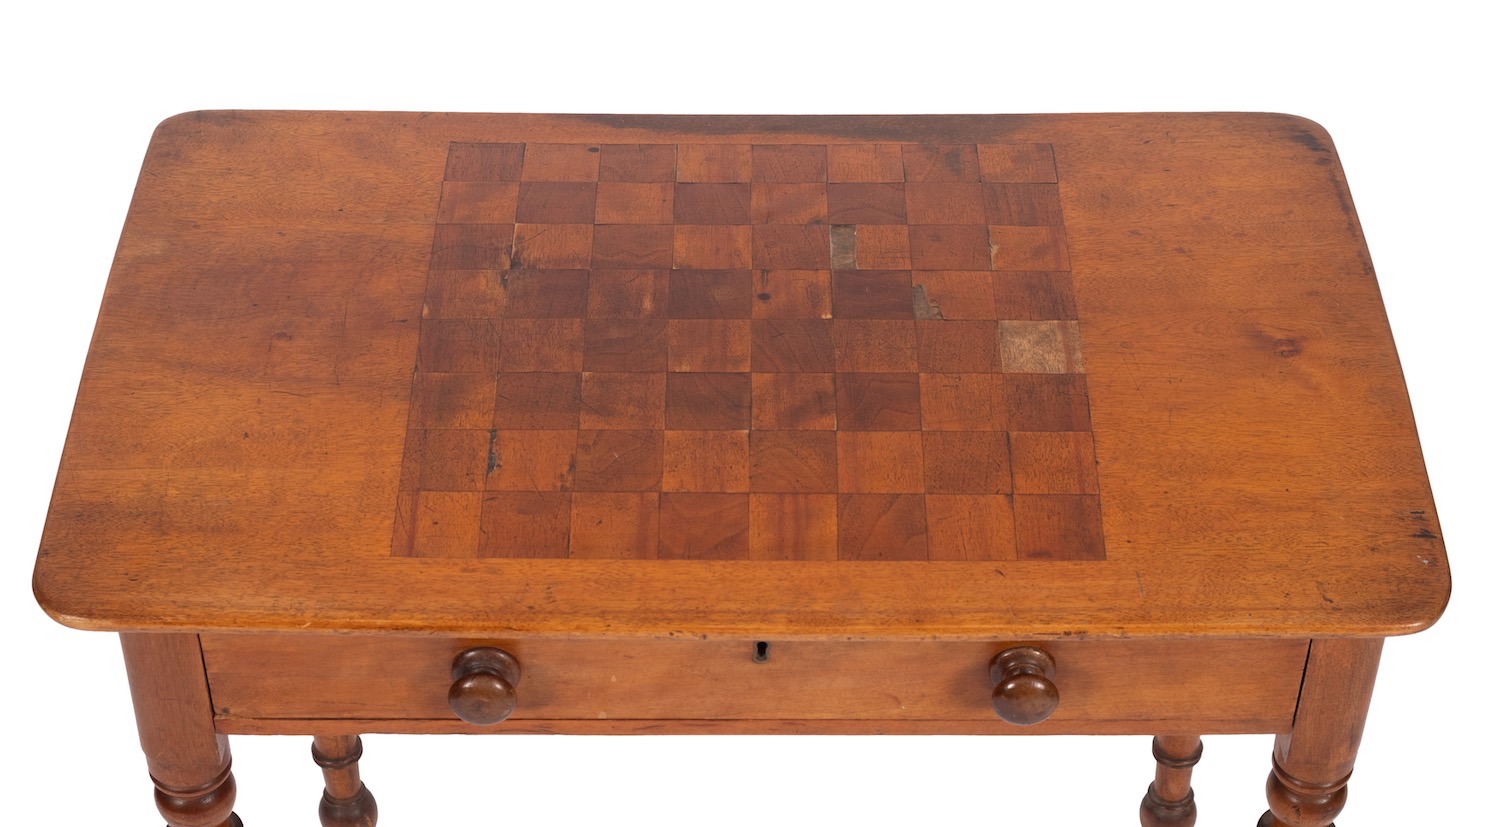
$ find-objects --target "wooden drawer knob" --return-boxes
[448,647,521,725]
[989,646,1059,725]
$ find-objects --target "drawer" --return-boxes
[201,635,1307,736]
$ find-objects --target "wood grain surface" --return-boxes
[33,112,1449,639]
[395,139,1099,561]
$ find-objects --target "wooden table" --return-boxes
[33,111,1449,826]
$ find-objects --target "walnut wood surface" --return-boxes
[199,635,1305,733]
[1141,735,1202,826]
[120,633,239,827]
[394,138,1099,562]
[311,735,377,827]
[34,112,1449,639]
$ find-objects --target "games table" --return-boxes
[33,111,1449,826]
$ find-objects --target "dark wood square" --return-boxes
[658,493,750,559]
[493,372,581,429]
[446,142,524,181]
[516,182,596,224]
[835,373,922,431]
[665,372,751,429]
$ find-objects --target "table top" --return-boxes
[34,111,1449,640]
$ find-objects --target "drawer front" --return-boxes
[201,636,1307,735]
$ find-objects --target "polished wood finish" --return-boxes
[200,635,1305,733]
[311,735,377,827]
[120,633,238,827]
[447,647,521,725]
[1261,639,1383,827]
[987,646,1059,725]
[34,113,1448,823]
[1141,735,1202,826]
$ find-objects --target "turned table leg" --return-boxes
[1141,734,1202,826]
[1259,639,1383,827]
[312,735,378,826]
[120,633,240,827]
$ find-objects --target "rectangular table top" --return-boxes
[34,111,1449,639]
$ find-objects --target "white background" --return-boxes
[3,2,1492,824]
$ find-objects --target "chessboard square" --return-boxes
[837,494,928,560]
[446,143,523,182]
[997,320,1084,373]
[409,372,496,429]
[419,318,499,373]
[512,223,593,269]
[498,318,584,372]
[832,270,914,319]
[909,225,991,270]
[431,224,513,269]
[750,319,836,372]
[515,182,596,224]
[486,430,577,492]
[596,182,675,224]
[659,493,750,559]
[926,494,1017,561]
[520,143,601,181]
[673,225,752,269]
[978,143,1058,183]
[829,225,857,269]
[750,431,837,493]
[665,373,752,429]
[923,431,1010,493]
[1010,431,1098,494]
[905,183,986,225]
[994,272,1078,320]
[673,183,752,224]
[832,319,916,372]
[919,374,1002,431]
[751,184,828,225]
[569,493,659,559]
[591,225,675,269]
[408,491,483,557]
[424,270,506,320]
[1014,494,1105,560]
[580,372,666,429]
[438,182,519,223]
[837,432,923,493]
[588,270,669,318]
[827,144,905,182]
[663,430,750,492]
[677,144,752,182]
[479,492,571,558]
[990,225,1070,270]
[753,225,831,269]
[582,319,668,372]
[574,430,664,491]
[495,269,589,318]
[752,270,832,319]
[825,183,906,225]
[668,270,753,318]
[835,373,921,431]
[1005,374,1091,431]
[910,271,996,320]
[751,372,836,430]
[492,372,581,429]
[599,144,677,182]
[984,183,1063,226]
[902,144,981,182]
[668,319,752,372]
[750,493,837,560]
[752,145,828,182]
[916,320,998,372]
[854,225,912,269]
[410,429,489,491]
